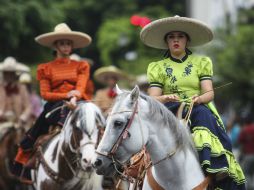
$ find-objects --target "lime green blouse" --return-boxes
[147,54,212,101]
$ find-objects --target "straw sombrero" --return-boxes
[35,23,92,49]
[94,66,128,84]
[0,57,30,73]
[140,15,213,49]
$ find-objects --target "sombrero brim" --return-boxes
[94,67,128,84]
[140,17,213,49]
[0,65,17,72]
[0,63,30,72]
[35,32,92,49]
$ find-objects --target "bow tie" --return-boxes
[107,88,117,98]
[5,84,19,95]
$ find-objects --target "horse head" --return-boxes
[93,86,150,176]
[93,86,205,189]
[63,102,105,172]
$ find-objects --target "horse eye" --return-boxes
[114,120,124,128]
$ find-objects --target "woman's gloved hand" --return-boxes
[65,96,77,110]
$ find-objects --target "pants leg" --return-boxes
[19,102,59,150]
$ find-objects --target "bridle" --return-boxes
[62,116,103,177]
[96,100,138,158]
[96,100,141,181]
[38,111,103,183]
[95,97,181,182]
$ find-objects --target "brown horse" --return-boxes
[0,122,29,190]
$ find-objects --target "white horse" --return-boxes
[33,102,105,190]
[93,86,207,190]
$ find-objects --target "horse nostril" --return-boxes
[86,166,92,172]
[93,159,102,167]
[83,158,88,163]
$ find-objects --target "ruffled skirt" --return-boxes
[165,102,246,190]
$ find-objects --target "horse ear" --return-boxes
[115,84,123,95]
[130,85,140,103]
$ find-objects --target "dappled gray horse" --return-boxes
[93,86,207,190]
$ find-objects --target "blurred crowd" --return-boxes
[0,57,42,129]
[224,111,254,190]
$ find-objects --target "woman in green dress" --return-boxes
[140,15,246,190]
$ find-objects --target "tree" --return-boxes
[211,8,254,112]
[96,3,185,76]
[0,0,65,62]
[0,0,186,76]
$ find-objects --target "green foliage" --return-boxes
[212,25,254,111]
[0,0,65,62]
[97,17,132,67]
[0,0,185,87]
[0,0,185,63]
[96,5,176,75]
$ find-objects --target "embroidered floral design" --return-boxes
[170,76,177,84]
[183,63,193,77]
[165,67,173,77]
[170,85,179,93]
[180,94,188,100]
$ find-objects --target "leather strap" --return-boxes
[147,168,164,190]
[37,146,66,183]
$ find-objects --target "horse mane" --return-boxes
[71,102,105,134]
[142,94,197,154]
[71,103,89,133]
[117,92,196,154]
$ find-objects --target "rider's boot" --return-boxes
[11,147,33,184]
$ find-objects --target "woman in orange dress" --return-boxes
[11,23,92,183]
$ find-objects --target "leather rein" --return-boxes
[37,122,102,183]
[96,99,180,183]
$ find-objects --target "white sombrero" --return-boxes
[140,15,213,49]
[35,23,92,49]
[94,65,128,84]
[19,72,32,83]
[136,74,148,86]
[70,53,94,66]
[0,57,30,73]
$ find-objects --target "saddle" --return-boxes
[24,126,61,169]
